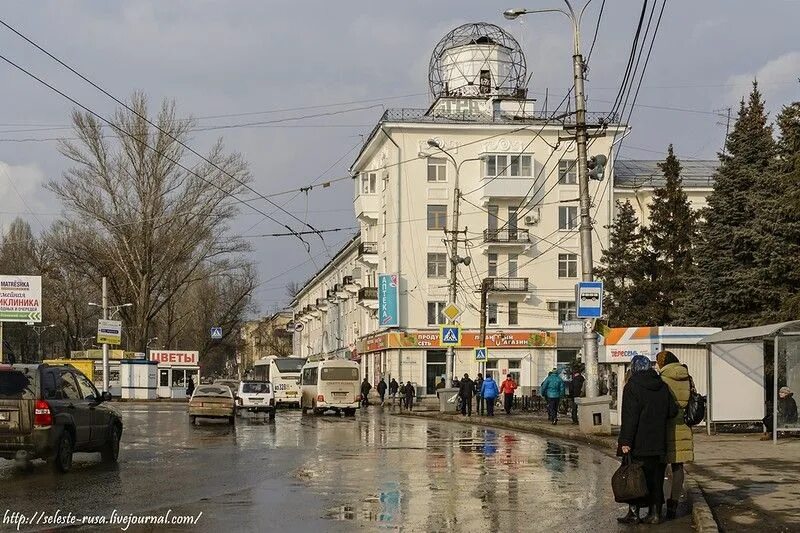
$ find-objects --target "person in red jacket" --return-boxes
[499,375,518,415]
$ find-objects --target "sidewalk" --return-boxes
[391,407,799,532]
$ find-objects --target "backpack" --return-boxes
[684,375,706,427]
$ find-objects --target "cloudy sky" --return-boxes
[0,1,798,312]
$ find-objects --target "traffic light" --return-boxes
[588,154,608,181]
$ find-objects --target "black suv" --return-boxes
[0,363,123,472]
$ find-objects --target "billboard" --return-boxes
[377,273,400,327]
[0,275,42,322]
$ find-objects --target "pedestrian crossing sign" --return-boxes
[439,325,462,347]
[475,347,487,361]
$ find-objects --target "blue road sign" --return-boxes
[210,326,223,339]
[475,347,487,361]
[440,325,461,346]
[575,281,604,318]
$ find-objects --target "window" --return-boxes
[487,205,499,232]
[558,301,577,323]
[479,69,491,94]
[159,369,169,387]
[486,360,499,381]
[508,359,521,384]
[361,172,377,194]
[427,158,447,182]
[59,371,81,401]
[488,253,498,277]
[558,253,578,278]
[74,372,98,400]
[508,206,518,237]
[427,205,447,230]
[301,367,318,386]
[321,367,360,381]
[41,371,59,400]
[558,159,577,184]
[488,303,498,325]
[508,301,519,326]
[427,301,446,325]
[485,155,533,178]
[559,206,578,230]
[427,253,447,278]
[508,254,518,278]
[382,210,387,236]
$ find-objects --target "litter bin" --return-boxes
[437,387,459,412]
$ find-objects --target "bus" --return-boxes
[252,355,306,407]
[299,359,361,416]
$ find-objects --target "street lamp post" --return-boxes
[89,279,133,393]
[423,140,481,387]
[503,1,600,399]
[29,324,56,362]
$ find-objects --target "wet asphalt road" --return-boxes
[0,403,693,532]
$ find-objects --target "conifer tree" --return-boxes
[596,200,650,326]
[643,145,698,324]
[682,83,776,328]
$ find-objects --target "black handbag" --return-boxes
[684,375,706,427]
[611,454,649,503]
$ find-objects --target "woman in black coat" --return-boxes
[617,355,678,525]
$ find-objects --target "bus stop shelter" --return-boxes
[701,320,800,443]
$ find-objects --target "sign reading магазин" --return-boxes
[0,275,42,322]
[378,273,400,327]
[149,350,199,366]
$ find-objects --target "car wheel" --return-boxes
[344,409,355,417]
[51,430,74,473]
[190,415,197,425]
[268,409,276,421]
[101,424,121,463]
[228,416,235,425]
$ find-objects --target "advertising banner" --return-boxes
[358,330,557,353]
[149,350,199,366]
[378,273,400,327]
[0,275,42,322]
[97,319,123,345]
[599,326,660,363]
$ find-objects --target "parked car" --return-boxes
[188,385,235,425]
[0,363,122,472]
[235,381,275,420]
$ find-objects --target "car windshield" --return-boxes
[320,367,359,381]
[273,358,305,373]
[195,386,231,398]
[241,382,270,394]
[0,367,37,399]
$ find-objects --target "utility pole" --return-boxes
[478,278,490,377]
[102,276,110,393]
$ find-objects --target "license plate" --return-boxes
[251,398,263,403]
[0,412,10,421]
[332,392,347,397]
[285,391,297,397]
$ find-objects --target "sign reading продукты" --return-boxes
[575,281,604,318]
[97,319,122,345]
[378,273,400,327]
[0,275,42,323]
[440,325,462,347]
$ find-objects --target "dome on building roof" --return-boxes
[428,22,527,100]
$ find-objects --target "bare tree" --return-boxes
[47,93,252,351]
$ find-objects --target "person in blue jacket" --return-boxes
[480,375,500,416]
[541,368,566,425]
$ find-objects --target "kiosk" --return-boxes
[149,350,200,399]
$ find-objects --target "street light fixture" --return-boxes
[501,1,603,404]
[29,323,57,362]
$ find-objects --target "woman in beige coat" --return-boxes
[657,350,694,520]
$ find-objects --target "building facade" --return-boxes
[289,23,717,396]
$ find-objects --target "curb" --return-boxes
[394,410,719,533]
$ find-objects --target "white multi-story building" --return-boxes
[290,23,716,396]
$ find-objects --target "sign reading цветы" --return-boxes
[0,275,42,322]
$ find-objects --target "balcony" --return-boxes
[357,286,378,310]
[315,297,329,313]
[486,277,529,292]
[343,274,361,293]
[354,193,379,223]
[483,228,531,246]
[479,177,535,200]
[358,241,378,266]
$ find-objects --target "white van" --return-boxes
[299,359,361,416]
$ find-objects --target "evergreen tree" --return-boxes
[643,145,699,324]
[682,83,776,328]
[754,101,800,320]
[596,200,651,326]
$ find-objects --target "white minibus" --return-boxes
[299,359,361,416]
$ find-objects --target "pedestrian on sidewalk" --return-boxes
[569,368,585,424]
[436,377,446,391]
[389,378,399,406]
[657,350,694,520]
[186,376,195,397]
[541,368,565,425]
[499,375,517,415]
[480,375,499,416]
[458,373,474,416]
[474,373,485,416]
[377,377,387,405]
[403,380,415,411]
[360,377,372,407]
[617,354,678,525]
